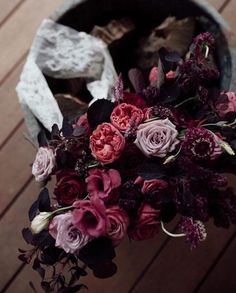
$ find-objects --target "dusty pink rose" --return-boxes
[73,113,90,134]
[216,91,236,117]
[86,168,121,202]
[49,212,91,253]
[135,176,168,194]
[90,123,125,164]
[111,103,144,132]
[106,205,129,246]
[166,70,176,79]
[134,118,179,158]
[149,67,158,86]
[128,204,160,241]
[72,198,108,237]
[32,147,56,182]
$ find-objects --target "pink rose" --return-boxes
[135,176,168,194]
[73,113,90,134]
[32,147,56,182]
[128,204,160,241]
[216,91,236,117]
[134,118,179,158]
[72,198,108,237]
[90,123,125,164]
[86,168,121,202]
[149,67,158,86]
[111,103,144,132]
[49,212,91,253]
[106,205,129,246]
[166,70,176,79]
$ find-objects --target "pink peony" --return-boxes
[134,118,179,158]
[128,204,160,241]
[49,212,91,253]
[86,168,121,202]
[111,103,144,132]
[106,205,129,246]
[72,198,108,237]
[90,123,125,164]
[32,147,56,182]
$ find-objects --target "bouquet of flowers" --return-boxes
[20,32,236,292]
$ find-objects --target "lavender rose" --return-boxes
[32,147,56,182]
[49,212,91,254]
[134,118,179,158]
[106,205,129,246]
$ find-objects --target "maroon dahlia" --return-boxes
[182,127,222,160]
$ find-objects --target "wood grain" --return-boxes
[207,0,227,11]
[131,222,235,293]
[0,179,38,291]
[0,0,24,26]
[0,0,65,83]
[0,60,25,146]
[197,233,236,293]
[0,124,36,216]
[221,0,236,27]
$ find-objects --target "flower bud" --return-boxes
[31,212,52,234]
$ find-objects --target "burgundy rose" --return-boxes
[90,123,125,164]
[135,176,168,194]
[32,147,56,182]
[72,198,108,237]
[128,204,160,241]
[86,168,121,202]
[54,171,85,206]
[111,103,144,132]
[113,144,146,179]
[106,205,129,246]
[122,91,146,109]
[49,212,91,253]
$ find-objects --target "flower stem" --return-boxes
[161,221,186,238]
[174,97,197,109]
[52,205,73,216]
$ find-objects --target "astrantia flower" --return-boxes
[182,127,222,160]
[32,147,56,182]
[90,123,125,164]
[49,212,91,253]
[135,118,179,158]
[111,103,143,132]
[143,105,175,122]
[179,217,207,249]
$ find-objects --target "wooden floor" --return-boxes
[1,0,236,292]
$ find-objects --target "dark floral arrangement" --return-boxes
[20,32,236,292]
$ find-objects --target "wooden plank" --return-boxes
[197,233,236,293]
[207,0,226,11]
[0,124,36,216]
[221,0,236,28]
[0,179,38,291]
[0,0,24,26]
[131,222,235,293]
[0,0,65,83]
[0,60,25,146]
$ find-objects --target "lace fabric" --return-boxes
[16,18,117,143]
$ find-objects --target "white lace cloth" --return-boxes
[16,18,117,143]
